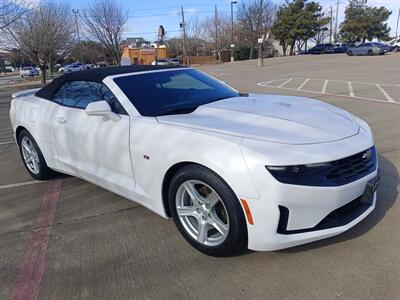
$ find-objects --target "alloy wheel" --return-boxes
[175,180,229,247]
[21,136,40,175]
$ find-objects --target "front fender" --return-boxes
[130,118,260,217]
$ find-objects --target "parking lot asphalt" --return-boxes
[0,53,399,299]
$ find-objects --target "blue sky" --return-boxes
[66,0,400,41]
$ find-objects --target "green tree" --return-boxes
[339,0,391,43]
[271,0,330,55]
[69,41,109,64]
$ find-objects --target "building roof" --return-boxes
[126,37,145,42]
[35,65,185,100]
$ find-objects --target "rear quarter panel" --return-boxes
[12,95,58,167]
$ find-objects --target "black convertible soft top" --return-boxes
[35,65,185,100]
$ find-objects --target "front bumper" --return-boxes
[246,170,378,251]
[240,136,378,251]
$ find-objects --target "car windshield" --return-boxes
[114,69,239,116]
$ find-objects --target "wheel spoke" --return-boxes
[207,191,220,208]
[182,182,203,203]
[31,157,39,172]
[197,221,208,243]
[21,140,31,154]
[25,155,34,164]
[177,206,198,218]
[209,215,228,236]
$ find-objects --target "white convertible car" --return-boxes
[10,66,379,256]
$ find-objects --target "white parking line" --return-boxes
[0,140,15,145]
[376,84,395,103]
[322,80,328,93]
[347,81,355,97]
[0,180,46,190]
[297,78,309,90]
[278,78,292,88]
[257,78,400,105]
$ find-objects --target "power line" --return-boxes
[132,10,230,18]
[122,3,231,12]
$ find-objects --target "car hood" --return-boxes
[156,94,360,145]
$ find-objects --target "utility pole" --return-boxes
[230,1,237,62]
[396,8,400,42]
[180,7,188,66]
[257,0,264,67]
[330,6,333,44]
[72,9,83,63]
[335,0,339,43]
[215,5,221,63]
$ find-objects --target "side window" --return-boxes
[64,81,97,109]
[90,82,127,115]
[51,81,126,114]
[52,83,67,104]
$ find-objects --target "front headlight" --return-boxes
[266,162,332,185]
[266,147,377,186]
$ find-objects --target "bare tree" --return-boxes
[83,0,129,65]
[201,8,231,61]
[185,16,206,56]
[5,1,74,83]
[0,0,29,30]
[236,0,276,59]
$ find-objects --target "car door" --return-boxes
[360,43,370,55]
[51,80,135,193]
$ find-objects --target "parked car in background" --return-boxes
[334,43,355,53]
[59,63,92,73]
[151,59,170,66]
[387,38,400,52]
[94,63,107,68]
[347,43,385,56]
[168,58,180,66]
[63,63,84,73]
[19,67,39,78]
[371,42,390,54]
[309,44,335,54]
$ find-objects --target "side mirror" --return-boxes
[85,101,120,122]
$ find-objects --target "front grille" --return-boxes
[326,147,376,185]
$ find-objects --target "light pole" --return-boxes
[396,8,400,42]
[72,9,83,63]
[230,1,237,62]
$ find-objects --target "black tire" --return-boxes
[168,165,248,256]
[393,46,399,53]
[347,50,353,56]
[17,129,53,180]
[367,49,373,56]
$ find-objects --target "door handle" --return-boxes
[55,116,66,124]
